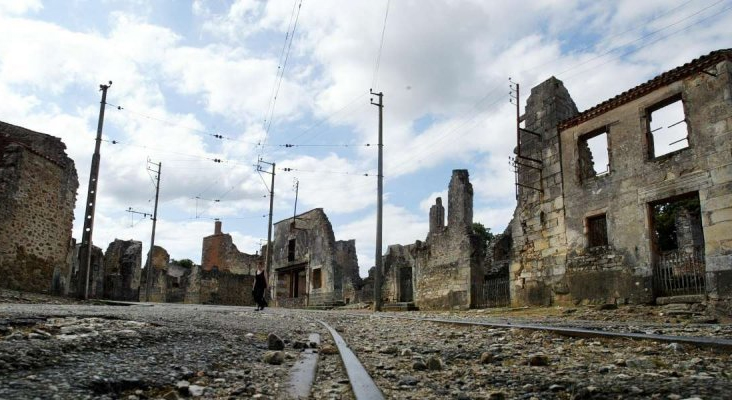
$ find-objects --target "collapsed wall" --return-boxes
[0,121,78,294]
[382,170,484,310]
[201,220,261,275]
[103,239,142,301]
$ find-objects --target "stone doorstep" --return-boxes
[382,302,418,311]
[655,295,706,305]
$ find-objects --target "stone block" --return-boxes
[711,164,732,184]
[710,209,732,224]
[702,193,732,211]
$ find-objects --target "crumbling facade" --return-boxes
[382,170,485,310]
[508,49,732,306]
[0,121,78,294]
[271,208,362,307]
[201,220,261,274]
[103,239,142,301]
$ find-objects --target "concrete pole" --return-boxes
[371,89,384,312]
[144,161,161,302]
[78,81,111,299]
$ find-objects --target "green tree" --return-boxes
[472,222,494,244]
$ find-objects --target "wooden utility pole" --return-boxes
[77,81,111,299]
[144,160,162,302]
[370,89,384,312]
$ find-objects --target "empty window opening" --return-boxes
[288,239,296,262]
[648,97,689,158]
[587,214,608,247]
[578,130,609,180]
[312,268,322,289]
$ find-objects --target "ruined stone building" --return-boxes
[505,49,732,307]
[201,220,261,274]
[381,170,485,310]
[270,208,362,307]
[0,121,78,294]
[103,239,142,301]
[195,221,260,305]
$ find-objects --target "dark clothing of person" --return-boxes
[253,270,267,310]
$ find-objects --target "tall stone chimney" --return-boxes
[214,219,222,235]
[429,197,445,234]
[447,170,473,232]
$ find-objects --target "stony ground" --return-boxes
[1,291,731,399]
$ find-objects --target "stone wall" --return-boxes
[0,121,78,294]
[140,246,169,302]
[506,50,732,306]
[103,239,142,301]
[509,77,578,306]
[335,239,363,305]
[72,244,104,299]
[201,221,261,275]
[382,170,484,310]
[271,208,359,307]
[195,268,254,306]
[559,54,732,303]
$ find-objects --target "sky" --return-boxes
[1,0,730,277]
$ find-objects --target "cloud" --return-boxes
[0,0,41,16]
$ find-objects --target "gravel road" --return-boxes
[1,296,731,399]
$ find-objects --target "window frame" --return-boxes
[645,94,690,160]
[577,126,611,182]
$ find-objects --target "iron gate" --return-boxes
[652,247,706,297]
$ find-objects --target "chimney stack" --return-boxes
[214,219,222,235]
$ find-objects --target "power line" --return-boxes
[279,166,376,177]
[259,0,304,157]
[371,0,391,88]
[520,0,698,74]
[101,138,247,167]
[553,0,726,79]
[107,100,372,149]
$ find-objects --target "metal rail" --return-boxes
[318,319,385,400]
[371,314,732,351]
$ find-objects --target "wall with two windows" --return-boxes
[558,59,732,301]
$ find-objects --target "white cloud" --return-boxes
[0,0,41,16]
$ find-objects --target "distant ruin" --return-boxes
[0,121,78,294]
[381,170,485,310]
[270,208,363,307]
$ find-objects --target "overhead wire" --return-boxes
[520,0,698,74]
[259,0,304,158]
[552,0,727,80]
[371,0,391,89]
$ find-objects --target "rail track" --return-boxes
[294,310,732,399]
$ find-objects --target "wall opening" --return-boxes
[312,268,322,289]
[647,96,689,158]
[586,214,608,247]
[649,192,705,296]
[578,129,609,180]
[288,239,296,262]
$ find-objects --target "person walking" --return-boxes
[252,264,268,311]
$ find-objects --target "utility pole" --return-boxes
[144,160,162,302]
[257,160,276,299]
[370,89,384,312]
[292,178,299,224]
[77,81,111,300]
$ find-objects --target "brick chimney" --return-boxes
[214,219,222,235]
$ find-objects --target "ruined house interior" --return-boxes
[1,49,730,311]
